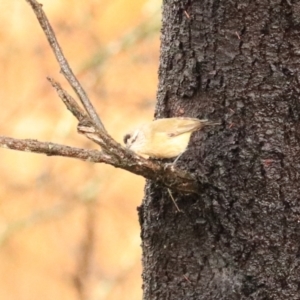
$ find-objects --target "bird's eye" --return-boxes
[123,134,131,144]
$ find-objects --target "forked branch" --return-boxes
[0,0,204,194]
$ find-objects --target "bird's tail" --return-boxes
[199,119,221,126]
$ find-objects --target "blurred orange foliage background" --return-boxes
[0,0,160,299]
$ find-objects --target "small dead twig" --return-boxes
[167,189,181,212]
[47,77,87,121]
[184,10,190,19]
[183,275,191,283]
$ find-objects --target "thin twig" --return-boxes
[167,189,181,212]
[184,10,190,19]
[47,77,87,121]
[25,0,106,132]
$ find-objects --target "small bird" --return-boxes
[123,117,220,160]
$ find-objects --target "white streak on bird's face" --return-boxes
[123,129,143,152]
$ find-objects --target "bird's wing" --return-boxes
[165,118,206,137]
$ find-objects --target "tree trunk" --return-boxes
[139,0,300,299]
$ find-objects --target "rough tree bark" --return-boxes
[139,1,300,299]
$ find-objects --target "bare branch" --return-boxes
[0,136,201,194]
[18,0,205,194]
[0,135,112,163]
[25,0,106,132]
